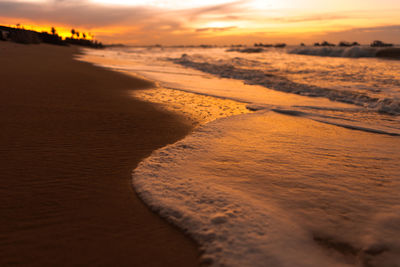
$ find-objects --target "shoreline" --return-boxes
[79,44,400,267]
[0,42,199,266]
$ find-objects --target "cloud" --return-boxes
[317,25,400,43]
[0,0,245,33]
[271,14,350,23]
[356,25,400,33]
[1,0,400,45]
[195,26,237,32]
[184,0,247,20]
[0,0,249,25]
[0,0,159,27]
[0,0,251,43]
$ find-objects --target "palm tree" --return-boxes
[51,27,56,35]
[71,29,76,38]
[76,32,80,38]
[83,33,86,39]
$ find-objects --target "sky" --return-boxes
[0,0,399,45]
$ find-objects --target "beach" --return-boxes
[0,42,199,266]
[1,41,400,267]
[80,46,400,266]
[1,0,399,266]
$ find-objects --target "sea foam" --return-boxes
[133,115,344,266]
[133,112,400,266]
[170,54,400,115]
[289,46,378,58]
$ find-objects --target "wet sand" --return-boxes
[0,42,199,266]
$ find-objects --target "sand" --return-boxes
[0,42,199,266]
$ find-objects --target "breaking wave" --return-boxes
[170,54,400,115]
[289,46,400,59]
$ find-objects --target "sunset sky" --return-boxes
[1,0,399,45]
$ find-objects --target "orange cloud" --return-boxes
[1,0,400,45]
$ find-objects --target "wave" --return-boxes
[170,54,400,115]
[289,46,400,59]
[271,108,400,136]
[133,112,400,266]
[132,115,342,267]
[226,47,264,53]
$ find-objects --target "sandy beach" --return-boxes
[81,45,400,266]
[0,42,199,266]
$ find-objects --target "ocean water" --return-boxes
[78,46,400,266]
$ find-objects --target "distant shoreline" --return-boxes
[0,25,103,48]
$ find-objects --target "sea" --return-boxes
[78,45,400,267]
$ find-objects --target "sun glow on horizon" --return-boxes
[1,0,400,45]
[0,19,94,40]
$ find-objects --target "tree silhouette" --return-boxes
[76,32,80,38]
[83,33,86,39]
[71,29,76,38]
[51,27,56,35]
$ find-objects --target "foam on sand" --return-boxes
[132,87,250,126]
[133,111,400,266]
